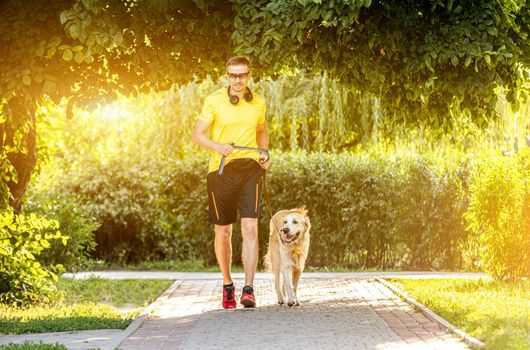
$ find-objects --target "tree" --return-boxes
[2,0,530,210]
[0,0,234,211]
[233,0,530,124]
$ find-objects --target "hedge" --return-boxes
[31,150,473,270]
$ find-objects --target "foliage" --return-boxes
[0,209,67,305]
[34,145,472,269]
[0,0,233,210]
[0,277,171,335]
[0,342,68,350]
[47,152,204,263]
[3,0,530,211]
[234,0,530,122]
[24,192,99,272]
[465,148,530,280]
[391,278,530,350]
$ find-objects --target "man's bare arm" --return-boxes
[256,123,269,150]
[192,120,233,156]
[256,123,271,169]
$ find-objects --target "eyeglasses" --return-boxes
[227,72,250,80]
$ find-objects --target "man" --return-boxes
[192,56,271,309]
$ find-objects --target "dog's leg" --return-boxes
[292,269,301,306]
[271,248,284,305]
[282,267,296,307]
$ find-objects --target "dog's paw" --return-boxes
[278,301,284,305]
[295,301,301,306]
[287,301,296,307]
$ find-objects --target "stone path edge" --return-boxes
[376,277,485,349]
[111,280,183,350]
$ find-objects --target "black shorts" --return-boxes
[206,158,264,225]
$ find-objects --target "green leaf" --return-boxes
[113,32,124,46]
[22,75,31,85]
[74,51,85,64]
[464,55,472,67]
[60,11,68,24]
[364,0,372,7]
[447,0,454,11]
[484,54,491,65]
[63,49,73,61]
[47,36,61,48]
[35,46,45,56]
[84,54,94,64]
[323,10,334,21]
[451,56,459,66]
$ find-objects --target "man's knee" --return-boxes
[215,225,232,240]
[241,219,258,239]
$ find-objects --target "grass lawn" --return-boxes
[0,342,68,350]
[0,277,173,335]
[388,278,530,350]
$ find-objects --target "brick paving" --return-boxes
[119,277,471,350]
[0,273,479,349]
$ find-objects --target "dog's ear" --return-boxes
[295,206,308,216]
[272,211,288,230]
[303,215,311,232]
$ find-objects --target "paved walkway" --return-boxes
[0,272,484,349]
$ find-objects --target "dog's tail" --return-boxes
[263,244,272,272]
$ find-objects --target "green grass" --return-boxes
[0,342,68,350]
[0,277,173,335]
[389,278,530,350]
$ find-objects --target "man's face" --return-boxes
[227,64,251,93]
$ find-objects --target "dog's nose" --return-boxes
[282,227,290,234]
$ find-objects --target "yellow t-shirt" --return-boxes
[198,87,267,173]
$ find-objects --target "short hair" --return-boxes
[226,56,251,71]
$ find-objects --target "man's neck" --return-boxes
[229,86,245,99]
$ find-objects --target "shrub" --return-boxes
[465,148,530,280]
[24,191,99,271]
[32,149,471,270]
[0,209,66,305]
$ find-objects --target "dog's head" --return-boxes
[279,208,310,244]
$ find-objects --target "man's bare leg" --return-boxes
[241,218,259,286]
[214,224,233,284]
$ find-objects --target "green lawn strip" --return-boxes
[0,278,173,335]
[58,277,172,307]
[0,341,68,350]
[388,278,530,350]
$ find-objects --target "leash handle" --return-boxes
[217,144,269,175]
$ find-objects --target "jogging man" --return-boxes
[192,56,271,308]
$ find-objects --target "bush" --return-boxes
[31,149,471,270]
[52,153,205,264]
[0,209,66,305]
[465,148,530,280]
[24,191,99,271]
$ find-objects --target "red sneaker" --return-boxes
[222,283,237,309]
[240,285,256,308]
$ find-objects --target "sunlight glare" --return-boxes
[99,104,131,121]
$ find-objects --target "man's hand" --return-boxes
[216,143,234,156]
[259,150,271,169]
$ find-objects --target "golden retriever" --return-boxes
[264,208,311,307]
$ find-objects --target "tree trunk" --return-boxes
[3,97,37,214]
